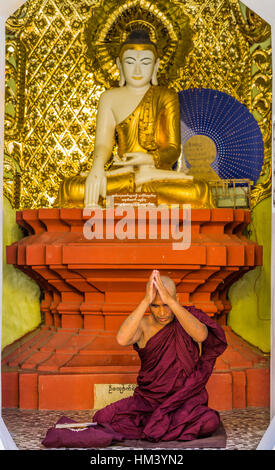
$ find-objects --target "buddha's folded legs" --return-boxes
[55,175,86,208]
[55,173,214,209]
[55,172,136,208]
[140,179,215,208]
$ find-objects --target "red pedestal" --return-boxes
[2,207,268,410]
[6,208,262,328]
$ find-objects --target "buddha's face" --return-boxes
[119,49,159,88]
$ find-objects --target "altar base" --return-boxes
[2,207,269,410]
[1,325,269,410]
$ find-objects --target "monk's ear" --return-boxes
[116,57,125,87]
[151,58,160,86]
[176,292,180,303]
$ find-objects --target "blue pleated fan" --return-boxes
[178,88,264,184]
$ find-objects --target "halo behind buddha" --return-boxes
[83,0,194,87]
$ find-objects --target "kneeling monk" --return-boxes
[93,270,227,442]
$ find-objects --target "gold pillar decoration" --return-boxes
[231,1,272,209]
[4,0,272,209]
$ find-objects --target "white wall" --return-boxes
[241,0,275,420]
[0,0,29,451]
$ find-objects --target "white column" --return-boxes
[243,0,275,422]
[0,0,28,451]
[271,213,275,418]
[0,0,274,449]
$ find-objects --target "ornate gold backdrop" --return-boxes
[4,0,272,209]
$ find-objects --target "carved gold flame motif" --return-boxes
[4,0,272,210]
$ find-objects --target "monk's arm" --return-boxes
[116,298,148,346]
[168,297,208,343]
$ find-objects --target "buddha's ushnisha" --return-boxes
[56,30,214,208]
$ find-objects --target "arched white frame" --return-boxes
[0,0,274,450]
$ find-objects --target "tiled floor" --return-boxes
[1,407,270,450]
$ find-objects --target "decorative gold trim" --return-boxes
[6,0,45,31]
[231,1,271,45]
[231,1,272,209]
[5,38,27,138]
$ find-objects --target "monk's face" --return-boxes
[121,49,156,88]
[150,292,175,326]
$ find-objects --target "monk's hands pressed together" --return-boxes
[152,270,174,305]
[150,270,208,342]
[144,270,157,305]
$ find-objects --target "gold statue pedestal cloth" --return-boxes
[56,173,214,208]
[56,86,214,209]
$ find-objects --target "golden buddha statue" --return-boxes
[56,30,214,209]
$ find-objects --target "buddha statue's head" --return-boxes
[116,29,160,88]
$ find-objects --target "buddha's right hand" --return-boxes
[84,169,107,208]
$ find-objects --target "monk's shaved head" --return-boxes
[146,273,177,299]
[147,272,177,324]
[159,275,177,298]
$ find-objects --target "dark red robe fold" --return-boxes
[93,307,227,442]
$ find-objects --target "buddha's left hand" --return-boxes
[123,152,155,167]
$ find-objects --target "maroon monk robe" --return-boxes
[93,306,227,442]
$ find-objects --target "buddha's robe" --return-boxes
[93,307,227,442]
[56,86,214,208]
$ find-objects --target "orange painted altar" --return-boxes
[1,207,269,410]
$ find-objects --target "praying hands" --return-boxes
[117,270,208,348]
[151,270,175,305]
